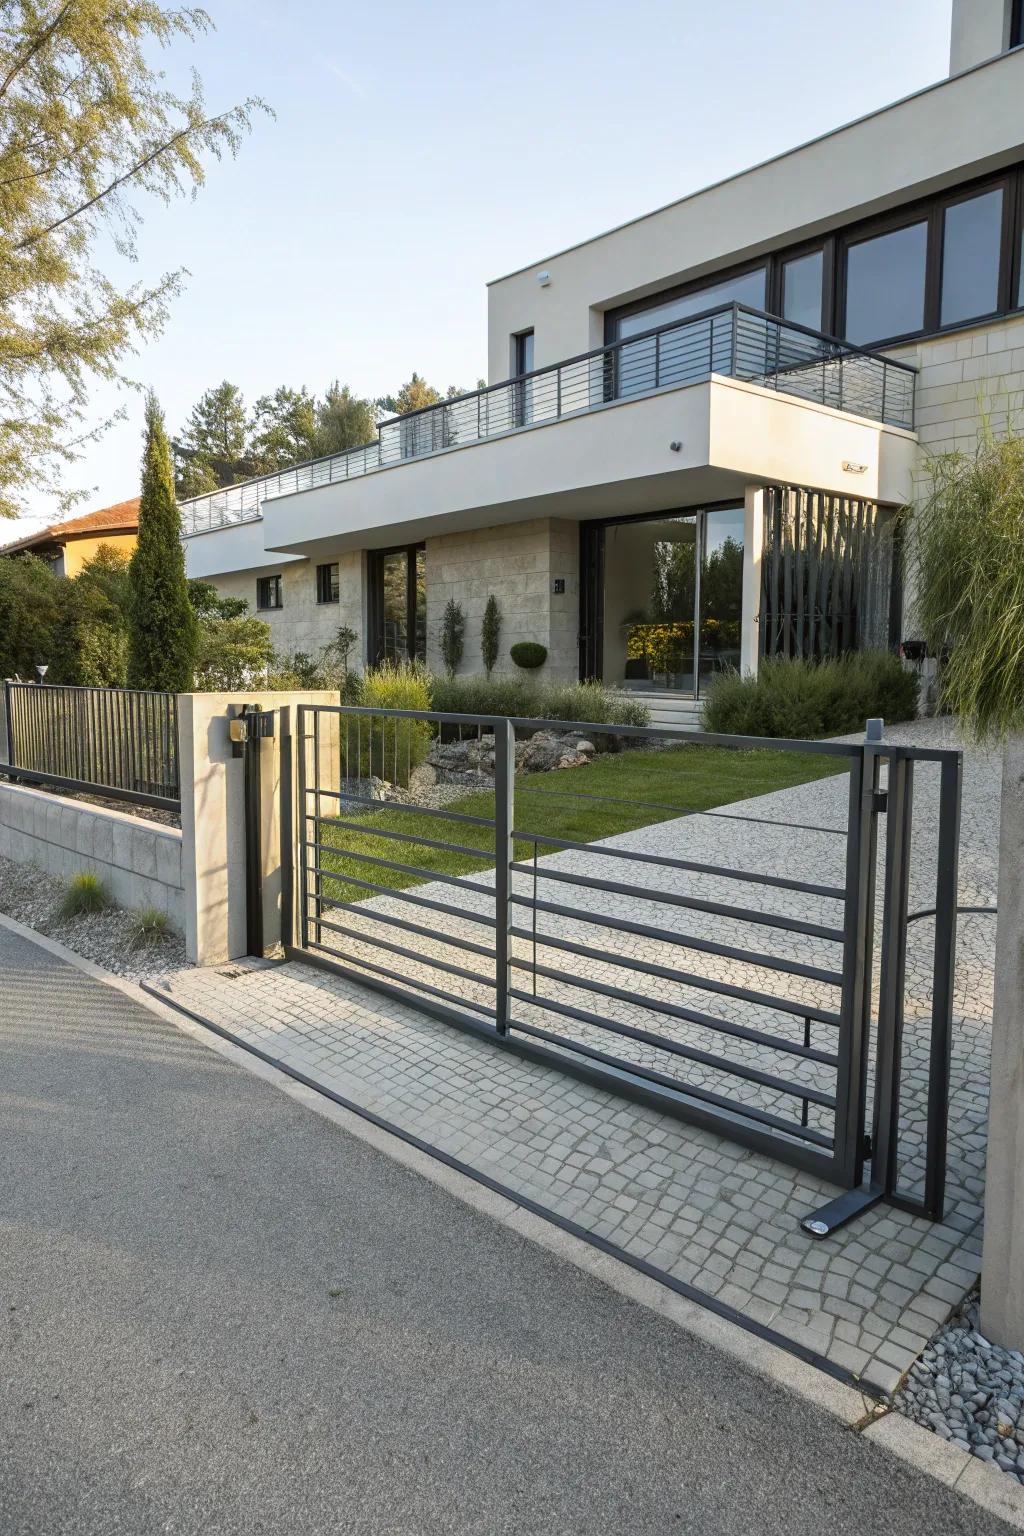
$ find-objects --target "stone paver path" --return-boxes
[153,719,996,1395]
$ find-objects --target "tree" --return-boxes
[440,597,466,680]
[391,374,444,415]
[0,554,61,677]
[249,385,319,472]
[174,381,252,492]
[128,394,197,690]
[315,382,377,456]
[0,4,263,520]
[481,594,501,678]
[909,424,1024,1348]
[54,545,131,686]
[188,579,248,621]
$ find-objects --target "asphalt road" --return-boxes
[0,923,1013,1536]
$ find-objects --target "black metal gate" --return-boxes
[283,705,962,1232]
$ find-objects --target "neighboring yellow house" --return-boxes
[0,498,139,577]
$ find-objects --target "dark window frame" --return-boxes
[604,254,770,344]
[1012,0,1023,49]
[603,162,1024,354]
[315,561,340,605]
[366,542,425,666]
[512,329,535,376]
[256,574,282,611]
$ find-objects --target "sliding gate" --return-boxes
[285,705,962,1229]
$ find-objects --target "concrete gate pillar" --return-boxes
[177,690,338,967]
[981,733,1024,1347]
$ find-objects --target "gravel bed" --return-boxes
[894,1295,1024,1483]
[0,852,189,984]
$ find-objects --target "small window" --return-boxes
[256,574,282,610]
[781,249,824,331]
[514,330,534,376]
[843,220,928,344]
[940,188,1004,327]
[1013,0,1023,47]
[316,562,340,604]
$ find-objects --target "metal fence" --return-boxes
[2,682,180,810]
[286,704,960,1232]
[180,304,917,535]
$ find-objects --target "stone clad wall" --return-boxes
[208,551,364,662]
[425,516,580,683]
[893,313,1024,467]
[0,781,184,931]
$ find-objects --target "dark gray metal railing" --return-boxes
[179,304,917,536]
[287,703,958,1231]
[2,681,180,810]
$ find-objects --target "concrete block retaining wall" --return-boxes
[0,781,184,932]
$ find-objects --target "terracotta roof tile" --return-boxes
[0,497,140,556]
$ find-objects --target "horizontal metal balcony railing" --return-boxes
[178,303,917,537]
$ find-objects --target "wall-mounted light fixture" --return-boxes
[537,270,551,287]
[842,460,868,474]
[669,441,682,453]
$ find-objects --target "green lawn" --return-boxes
[316,743,846,906]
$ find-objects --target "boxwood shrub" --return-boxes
[510,641,548,670]
[701,652,919,739]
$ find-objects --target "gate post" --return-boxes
[492,715,515,1035]
[871,752,914,1198]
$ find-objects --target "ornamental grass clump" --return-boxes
[702,652,918,739]
[344,661,432,787]
[910,428,1024,739]
[59,871,109,919]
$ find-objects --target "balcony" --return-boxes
[178,303,917,539]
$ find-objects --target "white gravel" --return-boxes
[0,852,190,984]
[895,1295,1024,1483]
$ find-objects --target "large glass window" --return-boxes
[781,250,824,331]
[844,221,928,343]
[941,188,1004,326]
[616,267,767,342]
[614,268,767,395]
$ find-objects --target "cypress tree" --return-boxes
[127,393,197,691]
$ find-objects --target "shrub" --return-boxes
[480,594,501,678]
[128,906,171,950]
[429,674,539,719]
[440,598,466,679]
[510,641,547,670]
[701,652,919,739]
[537,681,650,730]
[59,871,109,919]
[343,661,432,787]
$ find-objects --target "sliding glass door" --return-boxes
[580,506,744,698]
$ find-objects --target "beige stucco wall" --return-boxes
[207,552,365,663]
[425,517,579,683]
[949,0,1014,73]
[60,532,137,577]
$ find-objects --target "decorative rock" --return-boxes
[894,1293,1024,1488]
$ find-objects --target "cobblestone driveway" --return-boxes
[153,718,996,1395]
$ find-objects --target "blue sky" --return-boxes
[14,0,951,534]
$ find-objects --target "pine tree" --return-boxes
[128,394,197,691]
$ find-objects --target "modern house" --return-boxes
[2,499,140,578]
[179,0,1024,720]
